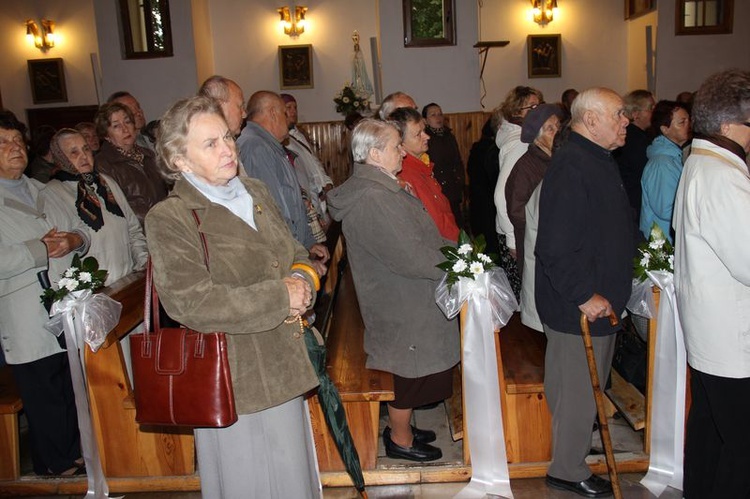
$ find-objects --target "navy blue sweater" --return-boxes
[535,132,634,336]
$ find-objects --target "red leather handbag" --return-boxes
[129,211,237,427]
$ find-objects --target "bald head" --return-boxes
[378,91,417,120]
[199,76,246,136]
[246,91,289,142]
[571,88,630,151]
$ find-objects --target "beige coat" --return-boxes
[144,177,318,414]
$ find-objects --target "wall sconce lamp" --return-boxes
[26,18,56,51]
[531,0,558,26]
[278,5,307,38]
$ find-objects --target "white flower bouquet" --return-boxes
[437,230,496,291]
[634,223,674,282]
[41,255,108,306]
[333,83,370,116]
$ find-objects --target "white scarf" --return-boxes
[183,172,256,230]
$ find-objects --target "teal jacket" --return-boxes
[640,135,684,242]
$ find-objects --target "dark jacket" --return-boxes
[614,123,650,224]
[505,143,550,271]
[327,163,459,378]
[535,132,634,336]
[95,141,168,225]
[426,126,465,226]
[467,121,500,256]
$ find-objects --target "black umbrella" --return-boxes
[302,320,367,498]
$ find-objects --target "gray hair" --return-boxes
[156,95,224,180]
[623,89,653,120]
[378,91,415,120]
[388,107,423,141]
[49,128,83,174]
[692,69,750,136]
[570,87,618,125]
[351,118,399,163]
[198,75,235,103]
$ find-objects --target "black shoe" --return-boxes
[383,427,442,462]
[411,425,436,444]
[545,474,613,498]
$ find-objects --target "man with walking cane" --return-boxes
[535,88,634,497]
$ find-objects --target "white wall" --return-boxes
[92,0,200,123]
[0,0,100,122]
[626,11,657,92]
[377,0,480,113]
[655,0,750,99]
[205,0,379,123]
[478,0,628,109]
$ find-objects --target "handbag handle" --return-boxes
[143,210,210,334]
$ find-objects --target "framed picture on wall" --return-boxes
[28,58,68,104]
[279,44,314,90]
[527,34,561,78]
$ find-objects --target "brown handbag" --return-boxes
[129,211,237,427]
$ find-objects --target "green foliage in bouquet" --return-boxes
[437,230,497,291]
[41,254,108,304]
[333,84,370,116]
[634,223,674,282]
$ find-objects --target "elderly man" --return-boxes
[535,88,633,497]
[281,93,332,224]
[107,91,154,151]
[0,110,90,477]
[614,89,655,226]
[378,91,417,120]
[198,75,247,137]
[237,91,329,275]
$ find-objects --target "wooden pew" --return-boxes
[493,314,552,463]
[0,366,22,481]
[308,263,395,472]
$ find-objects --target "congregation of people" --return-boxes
[1,65,748,499]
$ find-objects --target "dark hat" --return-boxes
[521,103,564,143]
[280,93,296,104]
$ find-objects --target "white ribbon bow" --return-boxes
[640,270,686,496]
[437,269,518,499]
[48,290,123,498]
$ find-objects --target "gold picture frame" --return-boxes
[279,44,314,90]
[527,34,561,79]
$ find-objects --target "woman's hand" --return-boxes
[283,276,312,317]
[42,228,83,259]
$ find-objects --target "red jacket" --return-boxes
[398,153,459,242]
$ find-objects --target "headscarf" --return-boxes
[50,129,124,231]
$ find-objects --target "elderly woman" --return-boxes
[505,103,563,275]
[389,107,459,242]
[0,111,87,476]
[639,100,691,242]
[144,96,320,498]
[328,119,459,462]
[46,129,148,285]
[493,85,544,300]
[673,69,750,499]
[423,102,465,228]
[94,102,168,225]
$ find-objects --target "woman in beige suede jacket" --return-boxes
[144,96,320,499]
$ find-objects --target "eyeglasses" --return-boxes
[520,102,545,111]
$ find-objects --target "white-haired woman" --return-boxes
[328,119,459,463]
[145,95,320,498]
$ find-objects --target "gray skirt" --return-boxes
[195,396,321,499]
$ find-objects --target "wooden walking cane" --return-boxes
[580,312,623,499]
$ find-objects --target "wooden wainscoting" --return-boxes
[298,111,491,187]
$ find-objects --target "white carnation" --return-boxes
[64,279,79,292]
[78,272,92,283]
[64,268,76,278]
[640,255,650,267]
[457,244,473,256]
[649,238,665,250]
[477,253,492,264]
[668,255,674,269]
[452,259,468,273]
[469,262,485,275]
